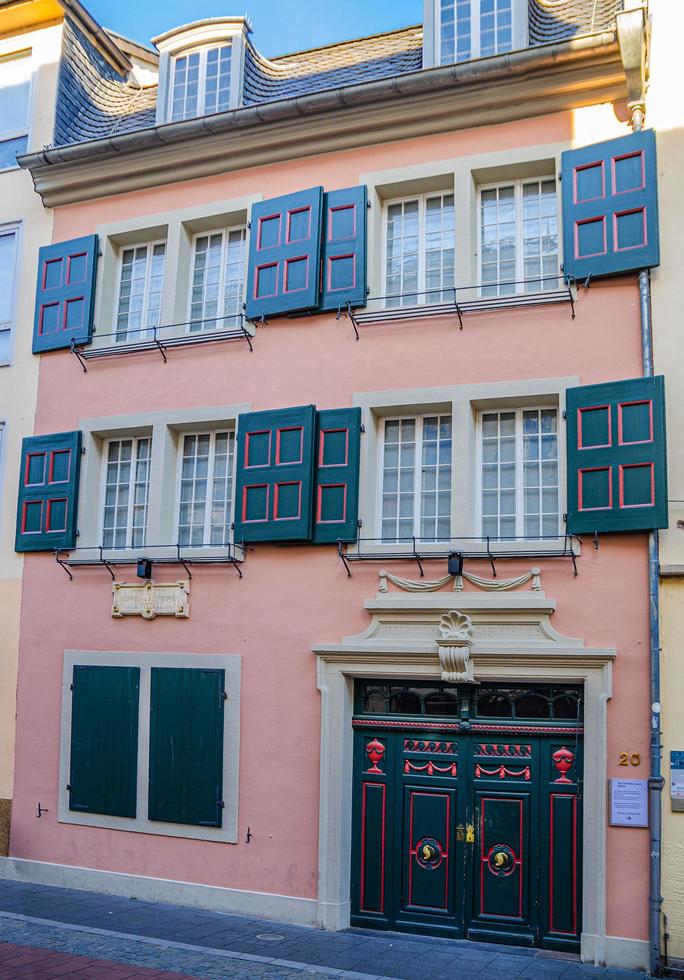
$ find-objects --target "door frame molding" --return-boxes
[313,586,614,964]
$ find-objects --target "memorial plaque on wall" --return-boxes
[112,581,190,620]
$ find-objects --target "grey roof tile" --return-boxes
[52,0,621,147]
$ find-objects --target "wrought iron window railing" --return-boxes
[341,275,576,339]
[70,314,255,371]
[337,534,581,577]
[54,541,246,581]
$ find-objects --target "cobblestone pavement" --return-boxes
[0,880,648,979]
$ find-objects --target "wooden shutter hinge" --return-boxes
[357,519,363,528]
[221,690,228,702]
[360,423,365,433]
[562,410,567,420]
[69,683,74,691]
[218,800,225,809]
[66,784,71,791]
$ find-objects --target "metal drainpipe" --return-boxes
[631,100,663,978]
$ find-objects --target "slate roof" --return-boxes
[53,0,622,147]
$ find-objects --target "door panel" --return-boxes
[402,786,455,916]
[470,791,532,942]
[350,711,582,951]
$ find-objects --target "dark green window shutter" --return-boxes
[33,235,98,353]
[561,130,659,280]
[148,668,225,828]
[15,430,82,552]
[245,188,323,320]
[69,665,140,818]
[319,187,367,312]
[313,407,361,543]
[566,375,667,534]
[233,405,316,543]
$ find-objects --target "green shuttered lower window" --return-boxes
[566,375,667,534]
[69,665,140,818]
[148,668,225,827]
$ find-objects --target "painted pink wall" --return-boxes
[12,109,650,942]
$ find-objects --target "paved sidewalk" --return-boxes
[0,879,648,979]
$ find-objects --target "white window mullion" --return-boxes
[413,416,424,540]
[515,407,524,538]
[203,433,217,545]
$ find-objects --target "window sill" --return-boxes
[339,535,581,577]
[54,543,245,580]
[351,282,576,332]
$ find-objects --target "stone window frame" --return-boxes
[0,221,21,367]
[76,402,250,561]
[92,194,261,349]
[353,375,579,556]
[58,650,241,843]
[360,141,567,308]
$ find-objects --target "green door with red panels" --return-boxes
[351,682,583,951]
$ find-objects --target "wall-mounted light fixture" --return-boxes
[137,558,153,580]
[447,552,464,577]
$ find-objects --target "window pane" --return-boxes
[116,243,166,342]
[522,180,558,292]
[522,409,559,537]
[178,431,235,546]
[0,135,27,170]
[419,415,452,541]
[102,438,151,548]
[0,53,31,137]
[481,411,517,538]
[0,228,18,325]
[203,44,232,115]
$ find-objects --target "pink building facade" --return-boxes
[3,2,667,972]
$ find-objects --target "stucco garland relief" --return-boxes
[378,567,542,594]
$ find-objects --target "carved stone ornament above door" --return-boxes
[313,586,614,680]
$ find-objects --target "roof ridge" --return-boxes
[268,22,422,64]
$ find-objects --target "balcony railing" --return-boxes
[337,534,581,577]
[70,314,254,371]
[344,275,576,339]
[54,541,246,580]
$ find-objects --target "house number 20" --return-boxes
[619,752,641,766]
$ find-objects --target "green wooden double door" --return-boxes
[351,685,583,951]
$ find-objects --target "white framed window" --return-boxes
[188,227,246,331]
[115,242,166,342]
[479,177,558,295]
[101,437,152,549]
[384,193,455,306]
[170,44,232,122]
[479,407,559,540]
[177,430,236,546]
[0,224,19,364]
[438,0,525,64]
[0,51,31,170]
[379,414,452,542]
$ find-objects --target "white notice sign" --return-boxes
[609,778,648,827]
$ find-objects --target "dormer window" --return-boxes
[425,0,526,66]
[170,44,232,121]
[154,18,248,125]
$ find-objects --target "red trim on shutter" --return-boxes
[618,400,653,445]
[316,483,347,523]
[574,216,607,258]
[275,427,303,465]
[611,151,645,194]
[578,405,611,450]
[244,431,271,468]
[318,428,349,467]
[287,207,311,242]
[573,160,605,203]
[46,498,68,532]
[25,453,46,486]
[274,481,302,521]
[21,500,43,534]
[48,450,71,484]
[613,208,648,250]
[257,214,281,249]
[241,483,269,522]
[578,467,613,512]
[619,462,655,508]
